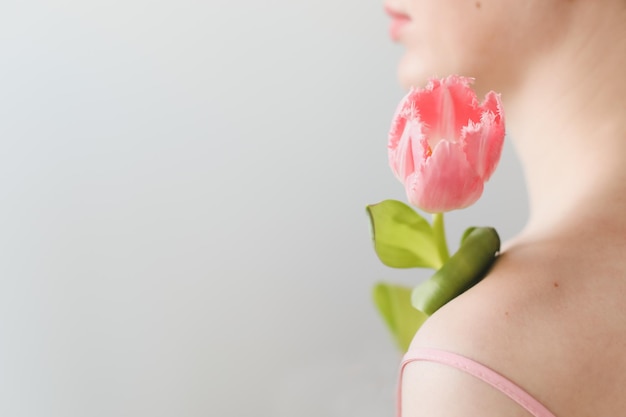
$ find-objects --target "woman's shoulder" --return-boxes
[402,242,626,416]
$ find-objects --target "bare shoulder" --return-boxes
[401,243,626,417]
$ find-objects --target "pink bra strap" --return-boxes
[398,348,557,417]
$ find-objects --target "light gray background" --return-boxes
[0,1,528,416]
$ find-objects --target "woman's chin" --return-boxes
[397,53,441,90]
[396,52,485,92]
[396,52,510,98]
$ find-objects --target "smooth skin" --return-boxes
[386,0,626,415]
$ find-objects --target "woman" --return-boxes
[386,1,626,416]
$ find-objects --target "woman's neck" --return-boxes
[503,6,626,241]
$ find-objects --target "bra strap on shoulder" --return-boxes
[398,348,557,417]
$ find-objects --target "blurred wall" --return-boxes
[0,1,528,416]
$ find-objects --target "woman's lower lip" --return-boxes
[389,17,410,41]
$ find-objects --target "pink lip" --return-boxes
[384,5,411,41]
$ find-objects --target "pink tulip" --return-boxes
[388,76,505,213]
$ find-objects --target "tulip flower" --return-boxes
[368,76,506,351]
[388,76,505,213]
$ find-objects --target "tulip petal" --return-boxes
[462,92,505,180]
[413,76,484,149]
[481,90,504,119]
[388,98,429,182]
[406,140,483,213]
[389,120,421,181]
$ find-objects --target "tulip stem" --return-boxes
[432,213,450,265]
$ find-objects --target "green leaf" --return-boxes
[366,200,444,269]
[373,282,429,352]
[412,227,501,315]
[460,226,477,245]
